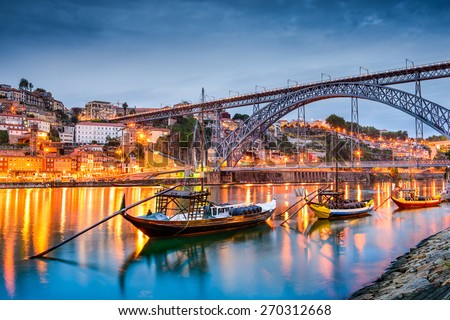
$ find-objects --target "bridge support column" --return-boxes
[415,77,424,141]
[350,97,360,163]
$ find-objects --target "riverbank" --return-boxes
[350,226,450,299]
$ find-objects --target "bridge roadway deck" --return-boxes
[112,60,450,123]
[219,160,450,171]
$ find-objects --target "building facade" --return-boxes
[74,122,126,144]
[81,101,117,120]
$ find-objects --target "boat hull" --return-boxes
[308,200,374,219]
[122,209,275,237]
[391,196,441,209]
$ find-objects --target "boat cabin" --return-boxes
[153,189,210,220]
[317,190,345,204]
[147,188,263,221]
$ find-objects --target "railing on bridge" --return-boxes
[111,60,450,123]
[220,159,450,171]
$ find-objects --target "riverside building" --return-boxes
[74,122,126,144]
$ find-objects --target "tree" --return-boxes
[122,102,128,116]
[426,135,448,142]
[49,128,60,142]
[325,114,347,130]
[19,78,29,90]
[232,113,249,121]
[0,130,8,144]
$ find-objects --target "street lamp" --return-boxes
[255,85,266,93]
[287,79,298,88]
[359,66,369,75]
[406,58,415,68]
[321,73,331,81]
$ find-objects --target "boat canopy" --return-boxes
[154,188,210,220]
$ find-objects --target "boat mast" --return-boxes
[200,87,205,192]
[335,131,338,192]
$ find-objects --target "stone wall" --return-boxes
[350,227,450,299]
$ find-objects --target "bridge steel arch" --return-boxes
[214,82,450,170]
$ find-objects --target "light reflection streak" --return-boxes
[318,244,333,280]
[21,189,31,251]
[280,226,292,278]
[245,186,251,204]
[1,180,450,299]
[353,233,366,255]
[59,188,67,235]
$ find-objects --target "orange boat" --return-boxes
[391,188,442,209]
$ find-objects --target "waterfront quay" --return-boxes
[351,226,450,299]
[0,167,444,189]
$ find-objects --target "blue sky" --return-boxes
[1,0,449,136]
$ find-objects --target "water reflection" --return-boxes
[118,224,272,298]
[1,181,450,299]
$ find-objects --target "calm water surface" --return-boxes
[1,181,450,299]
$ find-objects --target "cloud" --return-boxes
[1,0,449,136]
[359,15,383,27]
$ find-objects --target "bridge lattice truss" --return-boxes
[109,61,450,170]
[113,61,450,123]
[215,82,450,169]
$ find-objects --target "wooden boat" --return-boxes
[391,188,441,209]
[304,131,373,220]
[121,187,277,237]
[121,89,277,238]
[307,190,374,219]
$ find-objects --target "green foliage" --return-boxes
[325,114,408,140]
[381,130,408,141]
[54,109,71,124]
[133,142,145,160]
[0,130,8,144]
[232,113,250,121]
[426,135,448,142]
[170,116,197,148]
[49,128,60,142]
[105,136,121,147]
[362,126,380,138]
[122,102,128,116]
[325,114,346,129]
[19,78,29,90]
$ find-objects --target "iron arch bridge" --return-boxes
[112,60,450,124]
[213,82,450,170]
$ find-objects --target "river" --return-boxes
[1,181,449,299]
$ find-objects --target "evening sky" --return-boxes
[1,0,449,136]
